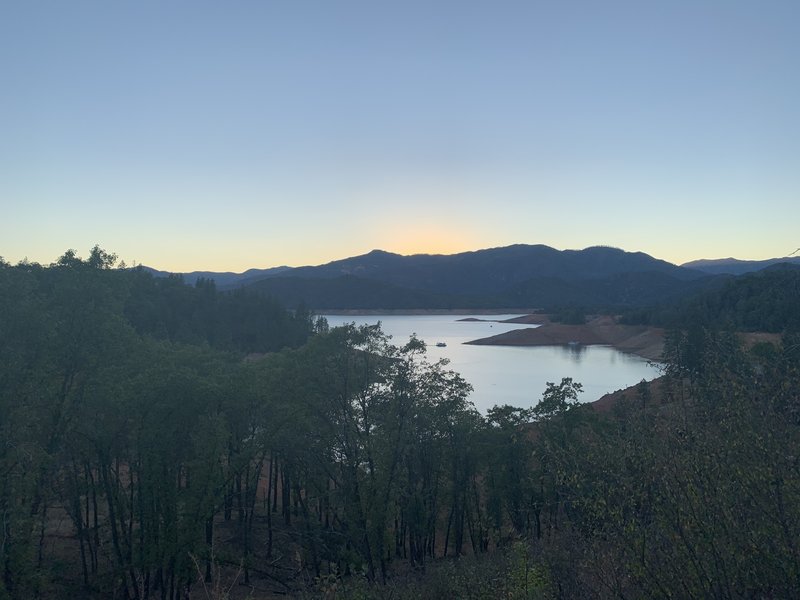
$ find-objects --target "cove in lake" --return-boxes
[322,314,660,413]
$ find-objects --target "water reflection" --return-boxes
[322,314,660,412]
[560,343,588,363]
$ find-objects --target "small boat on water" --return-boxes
[435,342,447,347]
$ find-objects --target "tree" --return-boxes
[532,378,583,422]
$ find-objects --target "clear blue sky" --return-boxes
[2,0,798,271]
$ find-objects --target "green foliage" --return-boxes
[124,268,314,353]
[0,248,313,598]
[531,378,583,421]
[3,246,799,598]
[305,542,554,599]
[1,249,488,596]
[623,266,800,333]
[535,329,800,597]
[549,307,587,325]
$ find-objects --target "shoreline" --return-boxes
[465,315,666,362]
[318,310,665,361]
[319,308,543,316]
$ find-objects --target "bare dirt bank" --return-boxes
[457,314,551,324]
[465,315,665,362]
[589,376,668,413]
[321,308,541,316]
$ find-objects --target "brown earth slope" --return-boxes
[465,315,665,361]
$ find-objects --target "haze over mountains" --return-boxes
[143,245,800,310]
[141,265,292,287]
[681,256,800,276]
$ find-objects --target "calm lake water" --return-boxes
[322,314,660,413]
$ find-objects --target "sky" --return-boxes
[2,0,798,272]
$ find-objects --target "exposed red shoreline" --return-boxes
[465,315,666,361]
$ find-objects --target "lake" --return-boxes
[322,314,660,413]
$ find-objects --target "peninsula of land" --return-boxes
[465,315,665,361]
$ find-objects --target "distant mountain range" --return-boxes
[141,265,292,287]
[139,245,690,309]
[681,256,800,276]
[142,245,798,310]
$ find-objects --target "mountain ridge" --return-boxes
[238,244,718,310]
[681,256,800,275]
[137,245,793,310]
[140,265,292,287]
[268,244,704,294]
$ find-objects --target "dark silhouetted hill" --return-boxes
[141,265,292,288]
[245,275,498,310]
[622,264,800,332]
[242,245,717,310]
[282,245,703,296]
[682,256,800,275]
[145,245,724,310]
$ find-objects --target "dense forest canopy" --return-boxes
[1,248,799,599]
[622,265,800,333]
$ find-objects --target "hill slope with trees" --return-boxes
[239,245,718,310]
[2,247,799,599]
[682,255,800,275]
[622,264,800,333]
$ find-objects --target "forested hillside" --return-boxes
[278,245,702,294]
[682,256,800,275]
[143,245,716,310]
[1,248,799,599]
[124,270,312,353]
[622,265,800,333]
[257,245,714,310]
[247,270,719,311]
[245,274,493,310]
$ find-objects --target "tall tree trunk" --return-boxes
[201,514,211,583]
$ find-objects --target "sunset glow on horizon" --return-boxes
[2,1,798,272]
